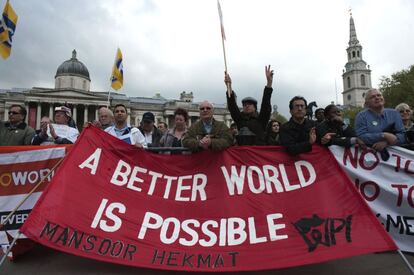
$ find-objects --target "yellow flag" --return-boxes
[110,48,123,90]
[0,0,18,59]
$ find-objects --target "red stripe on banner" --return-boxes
[0,158,62,196]
[0,144,71,154]
[20,127,397,272]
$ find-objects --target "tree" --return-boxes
[342,106,363,127]
[380,65,414,108]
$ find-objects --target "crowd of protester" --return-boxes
[1,69,414,157]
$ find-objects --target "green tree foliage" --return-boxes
[380,65,414,108]
[342,106,363,127]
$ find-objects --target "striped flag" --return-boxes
[0,0,18,59]
[217,0,226,40]
[110,48,123,90]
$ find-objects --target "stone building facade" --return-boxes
[0,50,232,130]
[342,14,372,107]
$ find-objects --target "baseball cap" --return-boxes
[142,112,155,122]
[55,106,72,117]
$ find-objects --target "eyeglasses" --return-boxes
[8,111,20,115]
[199,107,211,111]
[293,104,305,109]
[400,109,411,113]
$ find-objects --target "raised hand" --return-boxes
[265,65,274,88]
[224,71,233,95]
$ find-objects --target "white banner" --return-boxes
[0,146,66,257]
[330,145,414,252]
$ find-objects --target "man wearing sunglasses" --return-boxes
[182,101,233,152]
[0,104,35,146]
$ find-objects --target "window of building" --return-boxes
[357,51,360,57]
[347,94,351,101]
[352,51,356,58]
[70,78,74,88]
[362,93,365,98]
[348,52,351,60]
[347,77,351,88]
[83,80,86,90]
[361,74,366,86]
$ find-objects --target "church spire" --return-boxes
[349,14,360,46]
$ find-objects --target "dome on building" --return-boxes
[55,49,90,80]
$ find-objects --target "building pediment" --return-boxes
[27,88,107,100]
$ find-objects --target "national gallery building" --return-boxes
[0,50,233,130]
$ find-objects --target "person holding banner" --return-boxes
[280,96,316,155]
[316,104,366,148]
[31,106,79,145]
[0,104,35,145]
[182,100,233,152]
[224,66,274,145]
[355,88,406,154]
[98,106,114,130]
[105,104,146,147]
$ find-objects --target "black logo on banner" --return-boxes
[293,214,352,252]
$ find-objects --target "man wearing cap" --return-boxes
[32,106,79,145]
[105,104,145,147]
[224,65,274,145]
[182,100,233,152]
[0,104,35,146]
[138,112,162,147]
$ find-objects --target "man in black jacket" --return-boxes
[316,104,366,148]
[139,112,162,147]
[224,65,274,145]
[280,96,316,155]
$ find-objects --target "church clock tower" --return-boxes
[342,13,372,107]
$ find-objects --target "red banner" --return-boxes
[20,127,396,271]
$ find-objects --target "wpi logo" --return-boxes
[293,214,353,252]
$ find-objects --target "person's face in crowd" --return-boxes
[8,106,24,125]
[271,121,280,133]
[290,99,307,121]
[230,126,238,136]
[243,102,256,115]
[99,109,112,126]
[326,106,343,124]
[114,106,127,124]
[142,120,154,132]
[399,106,412,122]
[315,110,325,122]
[366,90,384,110]
[54,111,69,125]
[174,115,186,129]
[199,102,213,122]
[158,123,167,133]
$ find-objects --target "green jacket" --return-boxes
[182,119,233,152]
[0,121,35,146]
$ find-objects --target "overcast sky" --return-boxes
[1,0,413,117]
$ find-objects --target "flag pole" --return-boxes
[221,33,231,97]
[397,250,414,274]
[0,156,65,230]
[217,0,231,97]
[107,89,111,108]
[0,231,21,267]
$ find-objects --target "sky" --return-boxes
[1,0,414,117]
